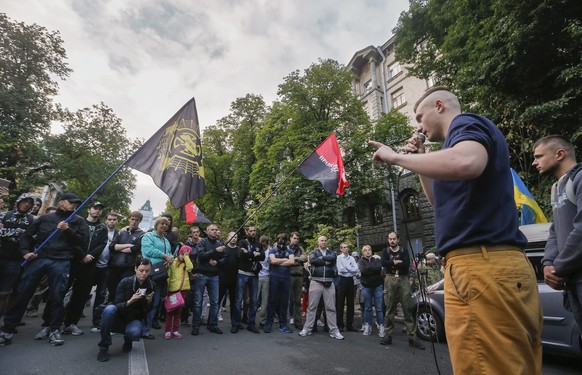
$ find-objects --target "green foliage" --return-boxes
[0,13,71,193]
[43,103,140,213]
[394,0,582,214]
[197,94,268,231]
[303,224,361,253]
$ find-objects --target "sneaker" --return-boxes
[217,313,224,322]
[316,319,324,327]
[97,348,110,362]
[298,329,311,337]
[263,325,272,333]
[164,332,172,340]
[26,309,39,318]
[0,331,14,346]
[329,331,344,340]
[378,325,386,338]
[35,327,50,340]
[90,326,101,333]
[362,324,371,336]
[63,324,84,336]
[279,326,293,333]
[172,331,183,339]
[49,330,64,346]
[289,318,294,325]
[122,340,133,353]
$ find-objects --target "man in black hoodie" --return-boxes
[0,193,35,318]
[0,193,86,346]
[61,202,108,336]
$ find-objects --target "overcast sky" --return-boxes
[4,0,410,216]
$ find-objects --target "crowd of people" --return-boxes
[0,189,443,362]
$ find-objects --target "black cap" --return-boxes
[90,201,105,209]
[60,193,82,203]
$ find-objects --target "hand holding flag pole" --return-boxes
[23,98,205,266]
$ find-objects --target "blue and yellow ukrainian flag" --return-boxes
[510,168,548,225]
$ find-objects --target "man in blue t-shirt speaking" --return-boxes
[369,87,542,375]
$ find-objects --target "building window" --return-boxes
[370,204,384,225]
[391,89,405,108]
[363,80,373,93]
[388,62,401,79]
[401,192,420,221]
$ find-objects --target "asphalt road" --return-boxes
[1,305,580,375]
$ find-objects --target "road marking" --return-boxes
[129,340,149,375]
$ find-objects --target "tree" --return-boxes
[43,103,140,213]
[0,14,71,191]
[197,94,268,232]
[394,0,582,213]
[249,59,371,239]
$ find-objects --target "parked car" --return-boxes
[412,223,582,357]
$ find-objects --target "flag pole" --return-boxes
[22,162,128,265]
[228,137,327,243]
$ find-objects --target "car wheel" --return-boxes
[416,307,445,342]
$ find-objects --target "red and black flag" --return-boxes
[180,201,211,224]
[298,133,349,195]
[126,98,205,208]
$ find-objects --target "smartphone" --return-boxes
[0,178,10,189]
[139,288,147,297]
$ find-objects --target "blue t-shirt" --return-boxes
[433,113,527,255]
[268,247,293,277]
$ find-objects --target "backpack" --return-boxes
[552,162,582,206]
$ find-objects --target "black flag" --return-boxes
[126,98,205,208]
[298,133,349,195]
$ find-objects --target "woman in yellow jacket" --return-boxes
[165,245,194,339]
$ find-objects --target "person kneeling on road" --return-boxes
[97,257,154,362]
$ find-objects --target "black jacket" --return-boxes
[381,247,410,276]
[309,248,337,281]
[109,228,144,268]
[196,237,225,276]
[82,220,108,260]
[358,256,383,288]
[20,208,86,260]
[114,275,154,323]
[0,204,35,261]
[238,245,265,275]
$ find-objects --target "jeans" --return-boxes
[98,304,143,349]
[266,273,290,327]
[143,278,167,335]
[361,285,384,326]
[233,274,258,327]
[192,274,219,328]
[2,257,70,332]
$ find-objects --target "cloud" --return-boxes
[3,0,410,216]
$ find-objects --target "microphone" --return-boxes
[398,133,426,175]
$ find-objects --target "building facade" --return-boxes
[346,36,436,253]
